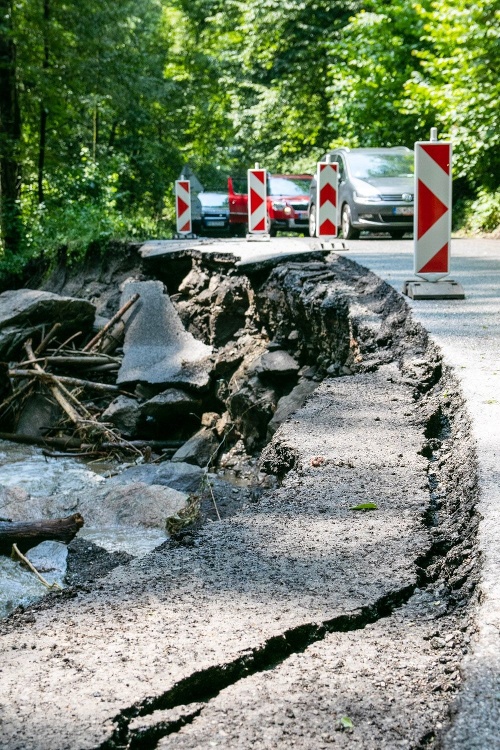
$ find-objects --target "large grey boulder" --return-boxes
[0,289,95,359]
[117,281,213,391]
[0,480,188,530]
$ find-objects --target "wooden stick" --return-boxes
[0,378,34,413]
[18,355,120,368]
[11,543,62,590]
[82,292,140,352]
[34,322,62,356]
[8,369,123,394]
[23,340,83,425]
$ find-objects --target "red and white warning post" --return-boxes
[316,161,338,238]
[175,179,192,235]
[247,168,268,234]
[414,137,452,281]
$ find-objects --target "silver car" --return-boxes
[308,147,415,239]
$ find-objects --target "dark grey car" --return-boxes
[196,191,230,235]
[308,147,415,239]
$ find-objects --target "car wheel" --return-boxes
[269,225,278,237]
[389,229,406,239]
[308,204,317,237]
[341,204,360,240]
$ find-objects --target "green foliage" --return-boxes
[1,0,499,275]
[401,0,500,188]
[460,189,500,235]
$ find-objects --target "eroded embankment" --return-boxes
[0,253,480,750]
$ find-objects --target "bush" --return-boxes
[461,189,500,235]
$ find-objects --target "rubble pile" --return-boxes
[0,252,354,472]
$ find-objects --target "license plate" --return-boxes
[296,211,306,219]
[393,207,413,216]
[206,220,225,226]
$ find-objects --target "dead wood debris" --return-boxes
[0,295,147,460]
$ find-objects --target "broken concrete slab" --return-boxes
[0,289,95,359]
[117,280,213,391]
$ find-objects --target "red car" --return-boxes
[228,173,313,236]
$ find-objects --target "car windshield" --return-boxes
[199,192,228,208]
[269,176,312,196]
[346,153,414,180]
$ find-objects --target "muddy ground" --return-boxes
[0,244,480,749]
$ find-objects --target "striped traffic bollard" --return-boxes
[317,161,338,238]
[414,132,452,281]
[175,179,192,235]
[247,167,268,234]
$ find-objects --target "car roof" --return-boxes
[271,173,313,179]
[328,147,413,156]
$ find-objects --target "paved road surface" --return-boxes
[344,237,500,749]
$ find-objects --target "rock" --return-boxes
[201,412,220,428]
[0,289,95,359]
[0,484,30,520]
[117,280,213,391]
[108,461,204,494]
[26,541,68,587]
[0,478,189,531]
[171,427,219,467]
[209,277,251,346]
[14,394,63,439]
[267,380,319,439]
[249,350,300,383]
[99,396,141,436]
[81,482,189,528]
[141,389,202,423]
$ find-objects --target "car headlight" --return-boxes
[354,192,382,202]
[272,201,285,210]
[284,206,292,215]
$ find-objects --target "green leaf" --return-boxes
[340,716,354,730]
[349,502,378,511]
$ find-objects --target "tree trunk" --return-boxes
[37,0,50,204]
[0,513,84,555]
[0,0,22,254]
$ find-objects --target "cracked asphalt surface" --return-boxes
[0,240,486,749]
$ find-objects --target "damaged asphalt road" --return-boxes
[0,249,479,749]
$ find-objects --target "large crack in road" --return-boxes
[0,254,480,749]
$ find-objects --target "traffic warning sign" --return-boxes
[248,168,267,234]
[317,162,338,238]
[414,138,452,281]
[175,179,192,234]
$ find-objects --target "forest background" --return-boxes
[0,0,498,285]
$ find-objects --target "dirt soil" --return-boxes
[0,246,480,749]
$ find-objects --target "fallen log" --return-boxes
[0,513,84,555]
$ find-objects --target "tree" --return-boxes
[0,0,22,255]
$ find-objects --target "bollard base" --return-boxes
[173,232,198,240]
[319,239,348,251]
[402,279,465,300]
[246,233,271,242]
